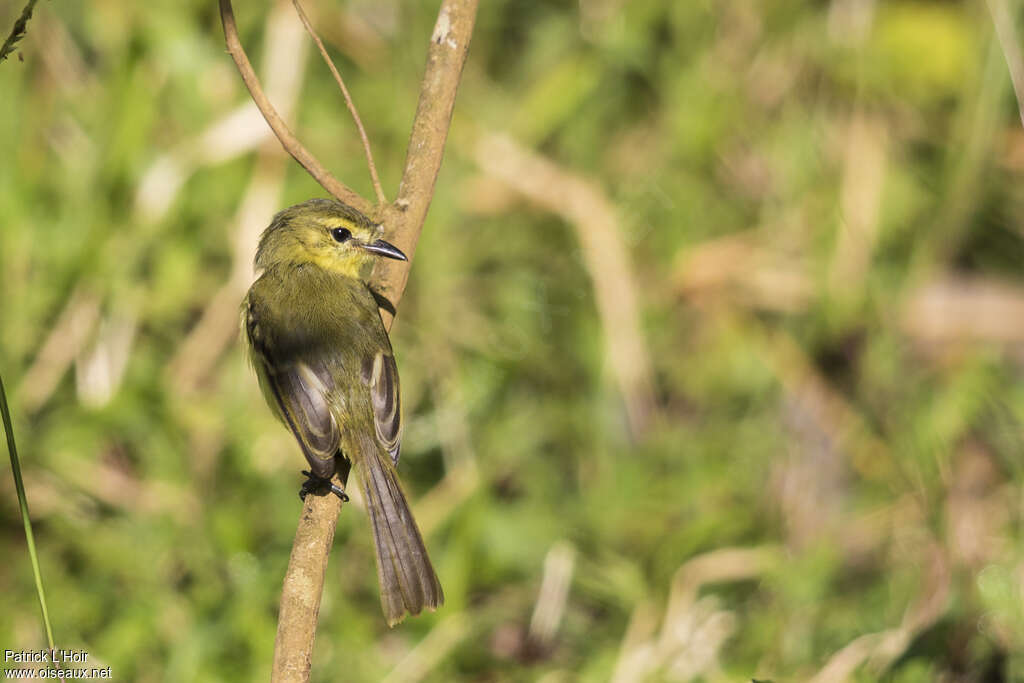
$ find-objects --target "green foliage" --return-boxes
[2,0,1024,680]
[0,372,57,675]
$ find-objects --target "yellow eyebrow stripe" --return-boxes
[322,217,359,229]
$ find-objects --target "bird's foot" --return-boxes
[299,470,349,502]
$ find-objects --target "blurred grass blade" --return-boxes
[987,0,1024,128]
[0,0,39,63]
[0,371,58,665]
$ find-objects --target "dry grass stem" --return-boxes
[527,541,576,649]
[673,232,813,313]
[75,307,138,408]
[134,106,269,222]
[902,275,1024,348]
[661,546,781,631]
[382,614,470,683]
[611,601,662,683]
[20,286,101,413]
[168,150,288,393]
[475,133,657,439]
[171,4,307,391]
[290,0,386,206]
[826,0,875,44]
[811,544,950,682]
[829,112,887,293]
[138,2,307,224]
[611,546,780,683]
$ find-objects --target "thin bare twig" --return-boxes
[218,0,372,216]
[171,4,308,393]
[291,0,386,206]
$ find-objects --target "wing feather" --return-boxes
[246,296,340,477]
[366,351,402,464]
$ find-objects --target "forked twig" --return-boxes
[217,0,479,680]
[290,0,386,206]
[219,0,373,216]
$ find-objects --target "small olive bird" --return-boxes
[243,198,442,626]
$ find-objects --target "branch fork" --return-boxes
[218,1,479,680]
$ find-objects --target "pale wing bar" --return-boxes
[364,351,402,464]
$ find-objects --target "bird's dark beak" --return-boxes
[360,239,407,261]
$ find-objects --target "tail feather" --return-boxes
[360,445,443,626]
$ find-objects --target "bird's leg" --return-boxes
[299,470,349,502]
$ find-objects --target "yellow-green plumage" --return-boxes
[243,198,442,626]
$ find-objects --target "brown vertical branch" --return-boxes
[373,0,479,328]
[271,462,348,683]
[216,1,480,681]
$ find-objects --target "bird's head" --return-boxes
[254,198,407,279]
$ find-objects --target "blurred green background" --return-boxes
[3,0,1024,680]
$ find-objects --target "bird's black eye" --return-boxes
[331,227,352,243]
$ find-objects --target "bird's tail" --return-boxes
[359,443,443,626]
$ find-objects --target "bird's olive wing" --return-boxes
[363,350,402,465]
[246,300,340,478]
